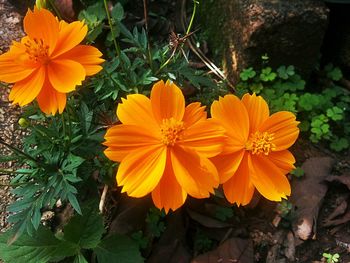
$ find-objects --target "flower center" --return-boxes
[24,38,50,64]
[160,118,185,146]
[245,131,276,155]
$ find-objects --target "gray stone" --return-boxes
[201,0,329,83]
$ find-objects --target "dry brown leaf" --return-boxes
[108,194,152,236]
[192,238,254,263]
[291,157,334,241]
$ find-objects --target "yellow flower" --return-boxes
[210,93,299,205]
[103,80,226,212]
[0,7,104,115]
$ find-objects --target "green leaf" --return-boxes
[326,66,343,81]
[73,253,89,263]
[290,167,304,178]
[330,137,349,152]
[94,235,143,263]
[63,203,104,249]
[239,67,256,81]
[0,226,76,263]
[326,106,343,121]
[260,67,277,82]
[111,3,124,21]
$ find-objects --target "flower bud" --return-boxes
[36,0,47,9]
[18,118,29,128]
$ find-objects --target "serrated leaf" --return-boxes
[111,3,124,21]
[63,203,104,249]
[94,235,143,263]
[67,193,82,215]
[0,226,76,263]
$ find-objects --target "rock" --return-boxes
[322,2,350,75]
[200,0,329,83]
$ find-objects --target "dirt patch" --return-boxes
[0,0,24,233]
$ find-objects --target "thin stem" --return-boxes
[157,0,198,73]
[103,0,121,57]
[186,0,198,35]
[143,0,153,71]
[0,139,40,166]
[0,169,32,175]
[47,0,62,20]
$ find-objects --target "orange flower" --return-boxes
[103,80,226,212]
[0,7,104,115]
[210,93,299,205]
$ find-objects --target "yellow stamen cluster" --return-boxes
[160,117,185,146]
[245,131,276,155]
[24,38,50,64]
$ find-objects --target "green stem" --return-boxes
[0,169,32,175]
[47,0,62,20]
[103,0,121,57]
[157,0,198,73]
[0,139,40,166]
[143,0,153,71]
[186,0,198,35]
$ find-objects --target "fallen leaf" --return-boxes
[291,157,334,241]
[192,238,254,263]
[108,194,152,236]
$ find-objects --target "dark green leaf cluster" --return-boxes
[0,204,143,263]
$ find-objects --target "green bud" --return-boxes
[18,118,29,128]
[36,0,47,9]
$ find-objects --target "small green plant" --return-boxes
[145,207,166,238]
[322,252,340,263]
[276,200,292,219]
[290,167,304,178]
[214,206,234,221]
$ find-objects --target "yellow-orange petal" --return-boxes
[268,150,296,174]
[117,94,159,133]
[178,119,225,158]
[259,111,300,151]
[223,153,255,206]
[170,146,219,199]
[23,7,59,54]
[182,102,207,128]
[47,59,85,93]
[0,47,35,83]
[211,95,249,147]
[36,79,66,115]
[51,20,88,58]
[241,93,269,133]
[210,150,245,184]
[117,145,167,197]
[57,45,104,76]
[152,156,187,213]
[9,66,45,106]
[103,124,161,162]
[150,80,185,123]
[249,154,291,201]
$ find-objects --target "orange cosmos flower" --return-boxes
[210,93,299,205]
[0,7,104,115]
[103,80,226,212]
